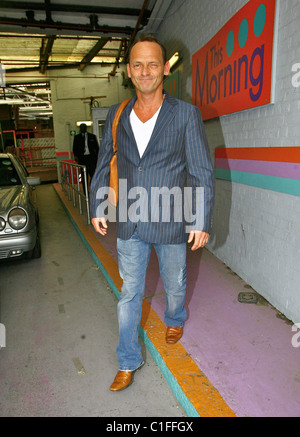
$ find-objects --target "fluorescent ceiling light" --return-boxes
[0,99,26,104]
[76,121,92,126]
[19,106,52,111]
[168,52,180,69]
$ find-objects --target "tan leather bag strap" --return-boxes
[112,98,131,153]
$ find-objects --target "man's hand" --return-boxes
[91,217,108,236]
[188,231,209,251]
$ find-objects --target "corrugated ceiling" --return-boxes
[0,0,163,119]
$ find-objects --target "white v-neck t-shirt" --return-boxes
[130,106,161,158]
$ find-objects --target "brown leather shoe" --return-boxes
[109,362,144,391]
[109,370,133,391]
[166,326,183,344]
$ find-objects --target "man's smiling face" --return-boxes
[127,41,170,95]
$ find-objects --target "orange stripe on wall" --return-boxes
[215,147,300,163]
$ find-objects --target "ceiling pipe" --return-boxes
[44,0,53,24]
[109,39,126,76]
[0,2,149,18]
[124,0,150,61]
[0,17,133,36]
[143,0,173,33]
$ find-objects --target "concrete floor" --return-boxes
[0,184,185,417]
[1,182,300,418]
[53,183,300,418]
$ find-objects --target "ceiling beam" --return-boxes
[3,63,116,74]
[7,85,50,103]
[39,35,55,74]
[110,39,126,76]
[0,1,151,21]
[78,38,110,71]
[0,16,134,36]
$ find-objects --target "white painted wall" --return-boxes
[49,64,133,156]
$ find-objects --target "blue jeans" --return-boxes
[116,229,187,371]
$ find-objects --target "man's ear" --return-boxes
[164,61,171,76]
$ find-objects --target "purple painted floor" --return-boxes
[92,221,300,417]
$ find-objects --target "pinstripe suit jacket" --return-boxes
[90,91,215,244]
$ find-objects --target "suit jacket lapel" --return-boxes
[119,92,178,162]
[119,97,141,163]
[120,96,135,140]
[141,92,178,160]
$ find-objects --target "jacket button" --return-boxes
[138,166,143,171]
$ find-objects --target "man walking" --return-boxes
[90,34,215,391]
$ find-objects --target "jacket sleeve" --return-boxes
[73,135,79,158]
[89,133,99,155]
[94,135,100,154]
[89,105,118,218]
[184,105,215,233]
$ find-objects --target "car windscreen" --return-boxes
[0,158,22,187]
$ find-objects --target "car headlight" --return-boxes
[0,217,5,231]
[8,208,27,230]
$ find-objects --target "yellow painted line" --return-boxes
[53,183,235,417]
[140,300,235,417]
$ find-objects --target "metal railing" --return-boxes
[60,160,90,224]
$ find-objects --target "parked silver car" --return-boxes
[0,153,41,260]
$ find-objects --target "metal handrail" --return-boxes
[60,160,90,224]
